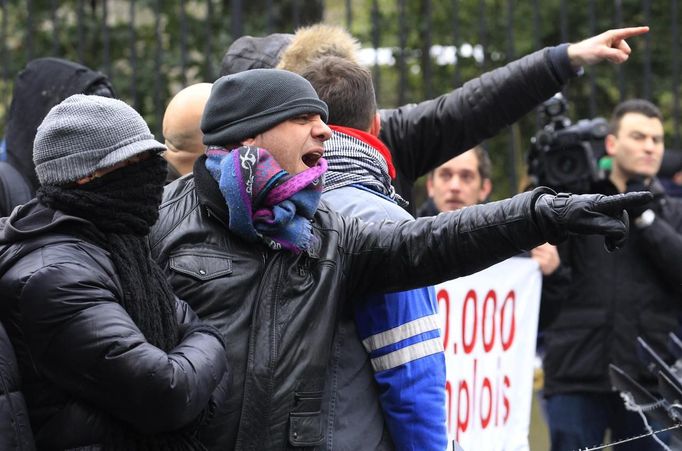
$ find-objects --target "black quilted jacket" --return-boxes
[0,200,229,449]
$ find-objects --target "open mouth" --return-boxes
[302,150,323,168]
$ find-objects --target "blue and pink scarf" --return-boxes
[205,145,327,254]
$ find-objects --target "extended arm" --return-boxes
[340,189,649,298]
[380,26,649,184]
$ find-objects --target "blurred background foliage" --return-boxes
[0,0,679,202]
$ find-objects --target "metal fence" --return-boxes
[0,0,679,197]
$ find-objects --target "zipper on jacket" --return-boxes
[235,247,282,449]
[204,204,228,228]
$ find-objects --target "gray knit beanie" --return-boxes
[33,94,166,186]
[201,69,328,146]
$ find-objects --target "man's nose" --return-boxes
[643,136,658,151]
[449,176,462,190]
[313,119,333,141]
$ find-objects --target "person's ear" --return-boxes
[241,137,257,146]
[426,176,435,197]
[369,112,381,137]
[479,178,493,202]
[605,134,617,157]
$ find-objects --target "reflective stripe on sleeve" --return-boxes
[361,314,440,352]
[370,337,443,372]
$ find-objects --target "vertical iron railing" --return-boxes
[451,0,461,88]
[477,0,487,71]
[204,0,215,81]
[102,0,111,78]
[0,0,679,192]
[292,0,301,29]
[50,0,58,56]
[587,0,597,118]
[506,0,518,193]
[153,0,163,134]
[397,0,407,106]
[129,0,138,111]
[642,0,652,100]
[77,0,84,63]
[179,0,188,87]
[370,0,381,99]
[532,0,542,130]
[559,0,568,100]
[231,0,242,41]
[614,0,625,101]
[26,0,33,62]
[1,0,7,112]
[421,0,433,100]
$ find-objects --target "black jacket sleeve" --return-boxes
[379,45,576,184]
[20,259,228,435]
[340,189,548,299]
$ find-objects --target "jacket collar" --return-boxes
[329,125,396,179]
[193,155,229,227]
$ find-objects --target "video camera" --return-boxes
[527,93,608,193]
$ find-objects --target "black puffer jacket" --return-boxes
[0,321,35,450]
[148,161,551,450]
[541,178,682,396]
[380,45,576,212]
[0,200,229,450]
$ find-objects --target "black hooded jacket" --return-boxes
[5,58,114,193]
[0,199,228,449]
[541,178,682,396]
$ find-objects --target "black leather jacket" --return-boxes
[380,45,576,212]
[149,161,551,450]
[541,178,682,396]
[0,200,228,449]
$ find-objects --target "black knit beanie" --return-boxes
[201,69,328,146]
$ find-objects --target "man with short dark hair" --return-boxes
[540,99,682,451]
[149,68,649,450]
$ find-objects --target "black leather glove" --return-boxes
[533,191,653,251]
[625,176,665,218]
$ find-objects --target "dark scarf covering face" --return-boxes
[37,156,207,450]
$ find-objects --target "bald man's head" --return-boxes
[162,82,213,176]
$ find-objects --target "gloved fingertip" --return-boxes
[626,191,654,204]
[597,191,652,212]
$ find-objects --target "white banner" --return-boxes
[436,257,542,451]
